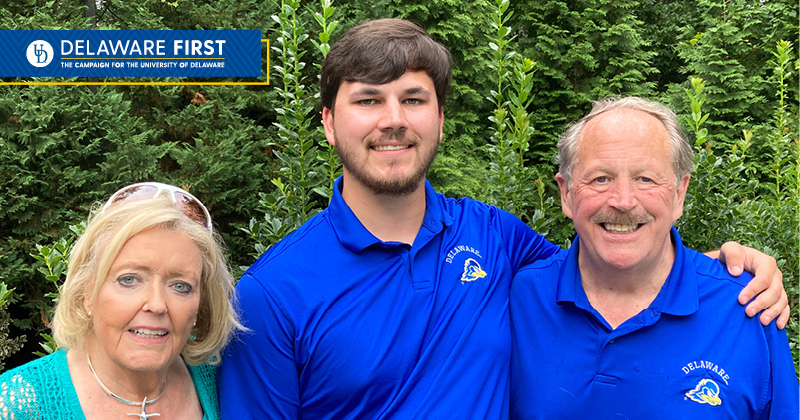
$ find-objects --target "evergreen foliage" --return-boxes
[667,0,799,148]
[0,283,25,371]
[483,0,566,244]
[242,0,336,257]
[510,0,659,162]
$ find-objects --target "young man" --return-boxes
[218,19,788,419]
[510,97,798,419]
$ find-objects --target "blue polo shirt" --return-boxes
[510,228,799,419]
[218,177,559,419]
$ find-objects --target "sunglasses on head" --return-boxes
[102,182,213,233]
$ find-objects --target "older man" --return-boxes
[510,97,798,419]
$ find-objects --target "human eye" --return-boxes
[117,274,141,287]
[357,98,377,106]
[594,176,608,184]
[404,98,422,105]
[635,176,655,184]
[171,281,194,295]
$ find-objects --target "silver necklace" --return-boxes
[86,355,166,419]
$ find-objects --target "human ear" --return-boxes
[322,107,336,146]
[555,173,574,219]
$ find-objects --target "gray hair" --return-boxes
[557,96,694,187]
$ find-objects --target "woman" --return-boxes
[0,182,242,419]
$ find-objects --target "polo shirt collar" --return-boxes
[656,228,700,316]
[556,227,699,317]
[328,176,453,252]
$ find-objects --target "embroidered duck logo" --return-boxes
[685,378,722,406]
[461,258,487,283]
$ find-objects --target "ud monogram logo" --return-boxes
[26,40,54,67]
[685,378,722,406]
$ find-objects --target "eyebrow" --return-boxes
[348,86,432,98]
[113,263,200,281]
[403,86,430,96]
[351,87,381,97]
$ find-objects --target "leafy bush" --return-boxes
[0,283,25,371]
[678,72,799,373]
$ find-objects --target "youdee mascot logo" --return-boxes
[26,40,53,67]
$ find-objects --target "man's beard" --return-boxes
[335,131,439,197]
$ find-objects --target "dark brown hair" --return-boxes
[320,19,452,111]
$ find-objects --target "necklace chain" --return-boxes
[86,355,167,407]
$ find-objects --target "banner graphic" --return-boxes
[0,30,262,78]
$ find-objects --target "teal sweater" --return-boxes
[0,349,219,419]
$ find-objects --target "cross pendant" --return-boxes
[127,398,161,419]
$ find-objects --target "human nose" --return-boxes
[141,282,168,314]
[607,179,638,211]
[378,100,407,132]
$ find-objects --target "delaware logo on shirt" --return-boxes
[461,258,487,283]
[445,245,487,284]
[685,378,722,406]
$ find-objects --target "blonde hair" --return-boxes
[51,194,242,365]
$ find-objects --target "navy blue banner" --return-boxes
[0,30,262,78]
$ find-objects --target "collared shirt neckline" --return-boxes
[328,176,454,252]
[555,227,699,318]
